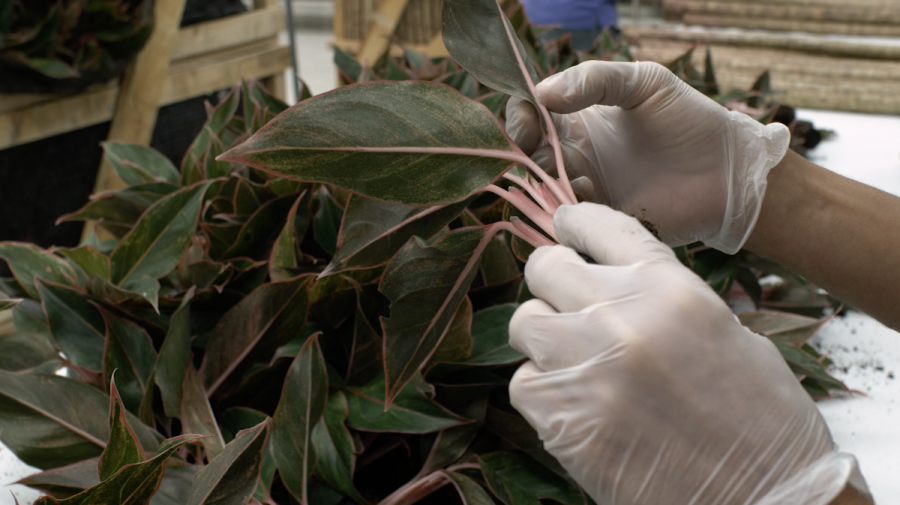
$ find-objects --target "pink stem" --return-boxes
[519,156,573,208]
[537,102,578,205]
[539,183,561,213]
[509,217,555,248]
[484,185,558,241]
[503,172,550,211]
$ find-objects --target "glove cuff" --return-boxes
[703,115,791,255]
[754,452,873,505]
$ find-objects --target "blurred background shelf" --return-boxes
[0,2,290,151]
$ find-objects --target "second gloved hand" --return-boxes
[508,203,870,505]
[506,61,791,253]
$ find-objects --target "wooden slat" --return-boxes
[172,5,284,61]
[0,44,292,149]
[681,13,900,36]
[358,0,411,65]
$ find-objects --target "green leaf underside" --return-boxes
[427,297,474,367]
[110,181,212,290]
[187,421,269,505]
[201,276,313,395]
[0,243,75,300]
[271,335,329,503]
[0,372,158,470]
[220,81,521,205]
[480,453,584,505]
[98,376,144,481]
[421,397,487,474]
[37,280,105,372]
[442,0,540,102]
[771,340,846,391]
[34,435,202,505]
[327,195,470,274]
[483,407,565,477]
[345,375,468,433]
[381,227,487,405]
[311,391,366,503]
[181,366,226,461]
[155,295,194,419]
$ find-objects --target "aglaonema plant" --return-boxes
[0,1,846,504]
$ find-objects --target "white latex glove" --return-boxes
[508,203,872,505]
[506,61,791,254]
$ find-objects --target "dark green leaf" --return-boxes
[182,365,226,461]
[333,45,362,82]
[201,275,313,395]
[442,0,541,102]
[0,243,76,299]
[270,192,309,282]
[483,407,564,477]
[0,371,159,469]
[479,452,583,505]
[421,396,487,474]
[480,235,519,286]
[152,465,202,505]
[57,183,179,237]
[104,142,180,186]
[37,279,105,372]
[98,375,144,481]
[85,274,160,311]
[446,471,494,505]
[102,310,157,414]
[345,289,382,387]
[0,331,58,371]
[110,181,213,296]
[311,390,366,503]
[155,293,194,418]
[345,375,468,433]
[222,193,299,259]
[220,82,525,206]
[182,88,241,185]
[314,189,345,256]
[271,334,329,503]
[771,340,846,391]
[34,435,202,505]
[426,296,474,368]
[11,298,50,335]
[326,195,470,275]
[187,420,270,505]
[381,227,488,404]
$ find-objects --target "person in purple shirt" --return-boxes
[520,0,618,50]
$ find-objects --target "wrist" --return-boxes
[703,117,790,254]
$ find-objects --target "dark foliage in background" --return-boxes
[0,1,847,504]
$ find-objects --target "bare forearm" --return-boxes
[745,150,900,330]
[830,485,875,505]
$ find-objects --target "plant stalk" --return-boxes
[485,185,558,241]
[537,102,578,205]
[503,172,551,212]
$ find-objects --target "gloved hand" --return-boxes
[508,203,872,505]
[505,61,791,254]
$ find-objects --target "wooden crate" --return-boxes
[0,2,290,151]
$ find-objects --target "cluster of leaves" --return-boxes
[0,1,846,504]
[0,0,152,83]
